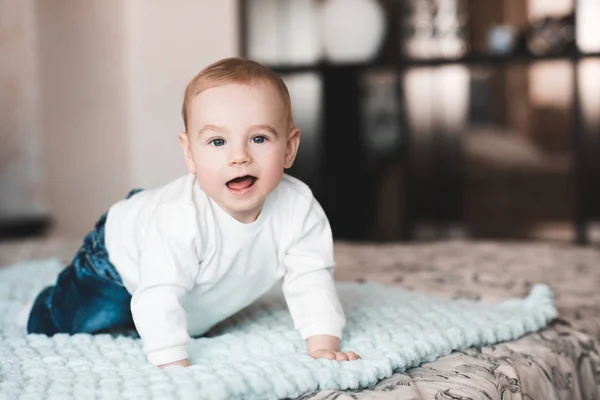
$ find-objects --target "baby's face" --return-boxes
[180,82,298,223]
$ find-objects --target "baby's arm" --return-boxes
[131,202,200,367]
[283,267,360,362]
[282,197,360,361]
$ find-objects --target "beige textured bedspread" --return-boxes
[1,238,599,400]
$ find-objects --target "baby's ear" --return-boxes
[178,132,196,174]
[284,128,301,169]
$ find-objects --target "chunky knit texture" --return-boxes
[0,259,557,400]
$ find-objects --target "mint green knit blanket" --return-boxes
[0,259,556,400]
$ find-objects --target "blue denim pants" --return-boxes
[27,189,143,335]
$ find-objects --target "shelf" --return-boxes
[0,215,52,240]
[404,50,600,67]
[268,51,600,74]
[240,0,596,243]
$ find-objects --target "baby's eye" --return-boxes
[210,138,226,147]
[252,136,266,144]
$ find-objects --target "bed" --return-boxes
[1,237,599,399]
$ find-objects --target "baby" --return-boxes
[27,57,359,367]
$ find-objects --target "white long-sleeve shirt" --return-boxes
[104,173,346,365]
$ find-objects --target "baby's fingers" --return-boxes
[309,350,361,362]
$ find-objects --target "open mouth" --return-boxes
[226,175,257,191]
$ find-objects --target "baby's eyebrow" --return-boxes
[249,124,279,137]
[198,125,227,135]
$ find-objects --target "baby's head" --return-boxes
[179,58,300,223]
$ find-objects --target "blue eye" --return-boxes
[252,136,266,144]
[210,138,225,147]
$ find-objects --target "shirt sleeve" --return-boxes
[282,196,346,340]
[130,202,200,366]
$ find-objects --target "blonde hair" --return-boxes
[182,57,295,132]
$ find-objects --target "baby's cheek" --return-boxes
[260,165,285,188]
[195,163,225,191]
[196,153,224,174]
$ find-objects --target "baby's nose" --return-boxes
[229,146,252,165]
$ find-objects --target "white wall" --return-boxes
[0,0,46,217]
[127,0,238,189]
[37,0,132,237]
[34,0,238,236]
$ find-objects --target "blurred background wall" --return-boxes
[1,0,238,236]
[1,0,599,244]
[0,0,45,226]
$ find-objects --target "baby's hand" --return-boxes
[308,350,360,362]
[158,358,191,368]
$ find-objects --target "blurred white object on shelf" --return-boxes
[320,0,386,63]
